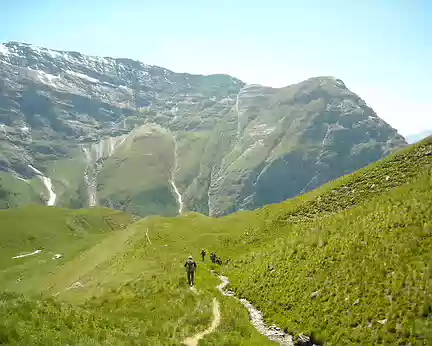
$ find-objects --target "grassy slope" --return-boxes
[0,173,45,208]
[47,149,88,208]
[1,211,272,345]
[226,172,431,345]
[175,131,210,192]
[218,137,432,345]
[0,205,134,294]
[46,213,274,345]
[0,137,430,345]
[38,138,432,345]
[98,124,178,217]
[0,148,87,210]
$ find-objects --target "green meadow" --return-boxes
[1,137,431,345]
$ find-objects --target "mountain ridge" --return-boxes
[0,41,406,216]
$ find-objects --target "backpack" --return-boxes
[185,259,196,272]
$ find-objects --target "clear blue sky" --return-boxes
[1,0,431,136]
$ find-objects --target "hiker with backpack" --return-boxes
[201,248,206,261]
[184,255,197,286]
[210,252,216,263]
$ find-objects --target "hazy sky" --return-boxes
[1,0,431,136]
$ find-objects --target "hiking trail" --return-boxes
[182,271,315,346]
[182,297,220,346]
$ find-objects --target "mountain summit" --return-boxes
[0,42,406,215]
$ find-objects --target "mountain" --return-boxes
[1,138,431,345]
[0,41,407,216]
[406,130,432,144]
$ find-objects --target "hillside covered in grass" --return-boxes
[0,137,431,345]
[0,206,134,293]
[218,136,432,344]
[0,209,274,345]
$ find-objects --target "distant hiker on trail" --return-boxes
[210,252,216,263]
[184,255,197,286]
[201,248,206,261]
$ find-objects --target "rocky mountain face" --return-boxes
[0,41,407,216]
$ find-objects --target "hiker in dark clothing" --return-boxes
[201,248,206,261]
[210,252,216,263]
[184,255,197,286]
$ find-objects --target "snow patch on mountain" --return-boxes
[12,249,42,259]
[66,70,100,83]
[0,44,9,56]
[24,68,62,89]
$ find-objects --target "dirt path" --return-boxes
[183,274,314,346]
[182,297,220,346]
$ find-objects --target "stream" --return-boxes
[171,135,183,214]
[28,165,56,206]
[81,135,127,207]
[217,275,316,346]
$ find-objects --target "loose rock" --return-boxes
[311,290,320,299]
[67,281,84,290]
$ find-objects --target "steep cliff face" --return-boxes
[205,78,406,215]
[0,42,406,216]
